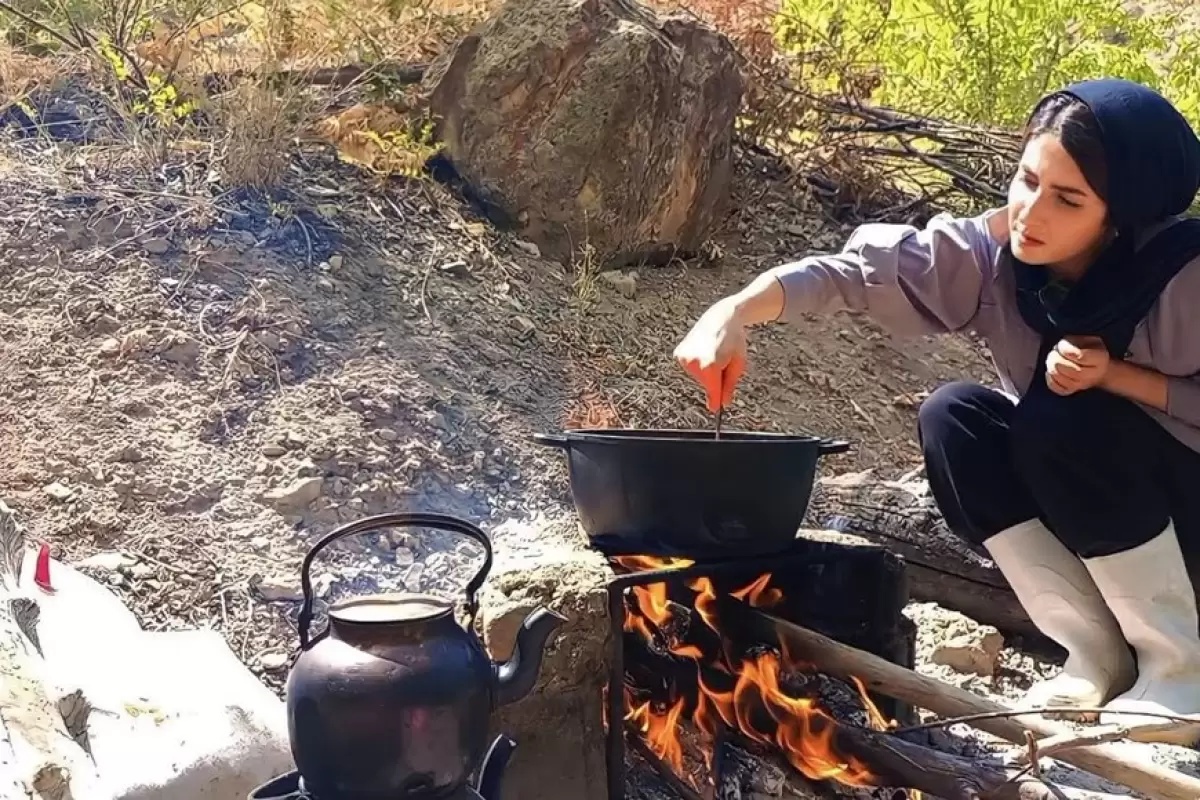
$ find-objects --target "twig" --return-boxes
[893,706,1200,735]
[1012,726,1135,765]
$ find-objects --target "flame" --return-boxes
[626,697,688,775]
[620,565,896,791]
[729,572,783,608]
[613,554,695,572]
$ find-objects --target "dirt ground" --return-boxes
[0,89,1000,680]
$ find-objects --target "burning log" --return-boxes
[757,610,1200,800]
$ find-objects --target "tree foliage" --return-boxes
[776,0,1200,129]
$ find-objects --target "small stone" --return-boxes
[513,239,540,257]
[404,563,425,589]
[254,575,303,602]
[599,269,637,298]
[262,477,324,511]
[261,444,287,458]
[143,237,171,255]
[440,259,469,278]
[511,315,536,337]
[328,255,344,270]
[317,277,335,292]
[76,551,136,572]
[160,335,201,366]
[259,651,290,670]
[375,428,399,442]
[110,445,143,463]
[250,536,271,550]
[98,338,121,357]
[393,547,415,567]
[129,564,154,579]
[44,482,75,502]
[931,627,1005,678]
[314,573,335,598]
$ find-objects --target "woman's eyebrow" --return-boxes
[1022,165,1087,196]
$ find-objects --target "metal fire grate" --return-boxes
[600,534,916,800]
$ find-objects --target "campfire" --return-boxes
[601,538,920,800]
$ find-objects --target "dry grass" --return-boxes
[0,0,490,187]
[0,41,69,105]
[208,79,305,187]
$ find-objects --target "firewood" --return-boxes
[755,610,1200,800]
[0,501,102,799]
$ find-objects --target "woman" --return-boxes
[674,78,1200,742]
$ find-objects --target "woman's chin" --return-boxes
[1011,241,1051,265]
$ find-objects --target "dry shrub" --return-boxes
[208,78,308,187]
[0,42,65,105]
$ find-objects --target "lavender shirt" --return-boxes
[767,209,1200,454]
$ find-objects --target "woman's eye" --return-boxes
[1058,195,1081,209]
[1022,173,1038,189]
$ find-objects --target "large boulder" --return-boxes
[424,0,745,267]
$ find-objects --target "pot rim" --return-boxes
[557,428,827,443]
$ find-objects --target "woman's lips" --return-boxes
[1015,229,1044,247]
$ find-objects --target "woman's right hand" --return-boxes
[674,297,749,413]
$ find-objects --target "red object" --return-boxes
[33,543,54,593]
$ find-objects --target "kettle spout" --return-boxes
[493,606,567,707]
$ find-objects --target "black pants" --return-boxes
[918,380,1200,558]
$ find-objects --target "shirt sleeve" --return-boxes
[766,211,999,337]
[1157,256,1200,428]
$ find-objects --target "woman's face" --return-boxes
[1007,133,1109,276]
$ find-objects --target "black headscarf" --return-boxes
[1012,78,1200,358]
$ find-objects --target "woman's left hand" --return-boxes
[1045,335,1110,395]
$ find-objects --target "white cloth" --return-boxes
[19,551,294,799]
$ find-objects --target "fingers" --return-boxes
[1046,371,1073,395]
[720,355,745,409]
[1057,336,1106,366]
[1045,351,1085,395]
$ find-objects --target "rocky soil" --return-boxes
[0,105,999,686]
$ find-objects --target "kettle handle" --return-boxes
[297,511,494,650]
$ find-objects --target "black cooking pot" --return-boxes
[532,428,850,559]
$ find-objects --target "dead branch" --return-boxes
[755,611,1200,800]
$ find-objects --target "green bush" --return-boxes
[775,0,1200,129]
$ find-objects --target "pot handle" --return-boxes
[529,432,570,448]
[818,438,852,455]
[297,511,494,650]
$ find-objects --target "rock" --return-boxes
[143,237,171,255]
[478,539,611,800]
[109,445,144,463]
[262,476,324,511]
[598,269,636,297]
[906,602,1005,678]
[393,547,415,567]
[44,481,75,502]
[76,551,136,572]
[424,0,744,267]
[254,574,303,602]
[512,239,541,258]
[159,333,201,365]
[931,627,1006,678]
[98,337,121,357]
[261,444,287,458]
[259,651,290,670]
